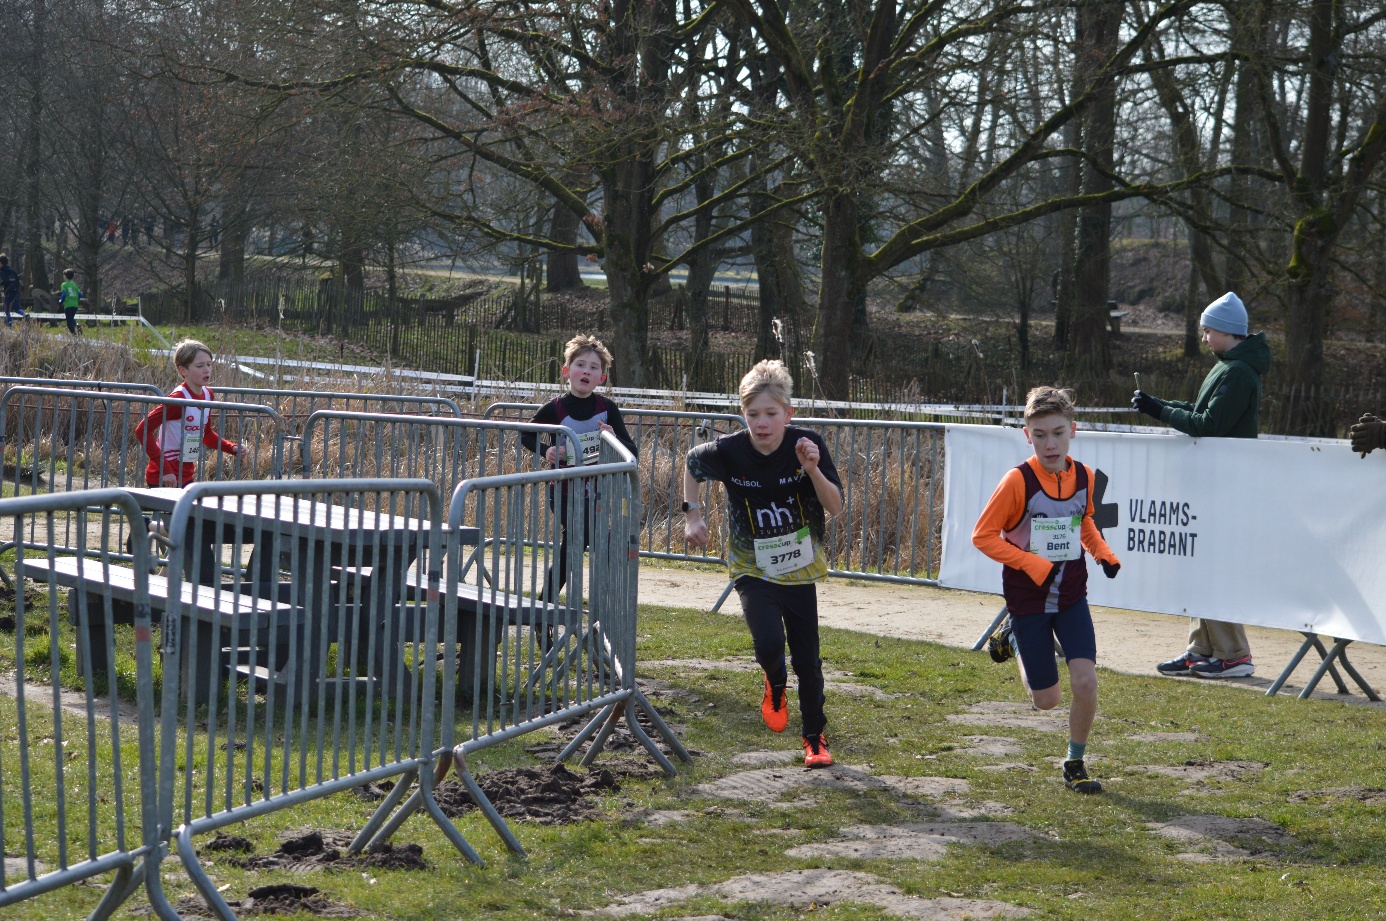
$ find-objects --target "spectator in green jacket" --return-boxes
[1132,291,1269,679]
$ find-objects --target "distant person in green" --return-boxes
[1132,291,1269,679]
[58,268,83,335]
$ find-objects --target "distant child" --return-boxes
[972,386,1121,794]
[134,339,240,487]
[683,360,843,768]
[58,268,83,334]
[0,254,24,327]
[1133,291,1268,679]
[520,334,638,601]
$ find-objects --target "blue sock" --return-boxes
[1067,740,1086,762]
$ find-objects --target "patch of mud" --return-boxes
[787,822,1038,861]
[642,657,859,683]
[730,750,800,766]
[1288,786,1386,805]
[825,680,897,700]
[946,701,1069,732]
[692,765,968,805]
[1126,732,1209,743]
[952,736,1024,757]
[923,801,1016,820]
[433,763,626,825]
[201,833,254,854]
[231,830,428,872]
[1147,815,1294,861]
[586,868,1030,918]
[979,763,1037,773]
[1132,759,1267,787]
[149,885,363,919]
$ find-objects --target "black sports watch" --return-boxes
[681,501,702,513]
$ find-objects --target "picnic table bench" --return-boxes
[21,555,303,700]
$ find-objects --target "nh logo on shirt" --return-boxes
[755,502,795,530]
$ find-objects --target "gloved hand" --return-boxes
[1349,413,1386,457]
[1132,390,1164,420]
[1039,561,1062,590]
[1100,560,1120,579]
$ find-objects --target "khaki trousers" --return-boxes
[1186,618,1251,660]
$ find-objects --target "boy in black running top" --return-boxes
[521,334,637,601]
[683,360,843,767]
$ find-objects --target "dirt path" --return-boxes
[638,563,1386,709]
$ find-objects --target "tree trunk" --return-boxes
[183,212,201,324]
[1224,0,1269,295]
[815,192,861,403]
[1066,0,1120,373]
[545,200,585,291]
[22,0,50,292]
[1052,82,1082,349]
[218,205,248,288]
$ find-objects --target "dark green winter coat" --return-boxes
[1159,332,1270,439]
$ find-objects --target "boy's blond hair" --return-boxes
[739,359,794,409]
[1024,385,1076,422]
[173,339,213,369]
[563,334,613,372]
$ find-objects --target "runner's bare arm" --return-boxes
[797,438,843,516]
[682,467,708,548]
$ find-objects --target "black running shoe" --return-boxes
[1063,758,1102,794]
[1155,651,1209,676]
[987,619,1015,663]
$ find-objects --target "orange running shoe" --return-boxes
[802,733,833,768]
[761,677,788,733]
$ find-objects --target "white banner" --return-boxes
[940,424,1386,646]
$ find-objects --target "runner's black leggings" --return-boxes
[734,576,827,736]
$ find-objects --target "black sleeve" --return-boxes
[604,404,638,458]
[520,400,561,454]
[686,440,727,484]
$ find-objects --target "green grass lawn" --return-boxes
[58,319,364,367]
[2,601,1385,920]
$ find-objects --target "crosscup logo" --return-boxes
[754,501,796,530]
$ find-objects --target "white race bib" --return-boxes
[180,429,203,463]
[561,430,604,466]
[1030,515,1081,562]
[754,527,814,578]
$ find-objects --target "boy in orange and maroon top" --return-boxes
[134,339,240,487]
[972,386,1121,794]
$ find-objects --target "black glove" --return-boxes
[1132,390,1164,420]
[1039,561,1062,590]
[1100,560,1120,579]
[1349,413,1386,457]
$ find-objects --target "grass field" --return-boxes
[2,600,1384,921]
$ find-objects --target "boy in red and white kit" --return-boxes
[972,386,1120,794]
[135,339,240,487]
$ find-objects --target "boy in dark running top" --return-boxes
[683,360,843,767]
[521,334,637,601]
[973,386,1121,794]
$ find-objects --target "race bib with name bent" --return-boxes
[1029,515,1081,562]
[754,527,815,578]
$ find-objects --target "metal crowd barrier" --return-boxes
[214,386,461,440]
[0,376,164,398]
[0,490,159,918]
[363,431,688,858]
[482,402,744,569]
[301,410,582,508]
[148,478,482,921]
[0,387,285,587]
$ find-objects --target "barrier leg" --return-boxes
[88,861,140,921]
[1298,642,1349,699]
[578,701,624,766]
[1266,633,1318,697]
[973,607,1008,652]
[558,703,615,762]
[708,579,735,615]
[349,767,417,854]
[1306,635,1351,695]
[451,750,524,857]
[621,694,680,776]
[1333,641,1381,701]
[631,686,692,764]
[175,825,239,921]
